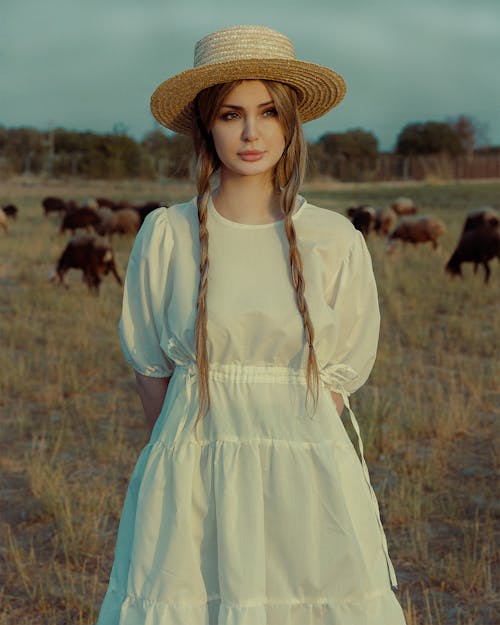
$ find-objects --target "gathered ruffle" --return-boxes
[99,584,405,625]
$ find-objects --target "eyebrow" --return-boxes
[220,100,274,110]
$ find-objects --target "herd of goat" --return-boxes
[0,194,498,293]
[347,197,499,282]
[0,196,162,292]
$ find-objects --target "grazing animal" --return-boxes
[387,215,446,251]
[96,198,134,211]
[374,207,397,236]
[65,199,79,213]
[82,198,99,210]
[115,200,134,210]
[446,210,499,283]
[95,207,114,225]
[2,204,18,220]
[391,197,417,215]
[42,196,68,216]
[96,197,117,209]
[445,225,500,284]
[134,201,162,225]
[0,208,8,234]
[347,205,376,238]
[461,207,499,234]
[52,235,122,293]
[60,206,100,235]
[95,207,141,237]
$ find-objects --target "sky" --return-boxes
[1,0,499,151]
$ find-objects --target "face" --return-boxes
[210,80,286,182]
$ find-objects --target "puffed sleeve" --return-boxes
[118,208,175,378]
[325,229,380,395]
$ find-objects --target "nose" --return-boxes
[242,115,258,142]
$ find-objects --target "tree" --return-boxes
[141,130,194,179]
[306,141,332,179]
[0,125,7,152]
[313,128,379,180]
[165,134,194,178]
[142,129,171,158]
[4,127,45,174]
[141,129,171,178]
[395,121,464,156]
[318,128,378,161]
[447,115,489,154]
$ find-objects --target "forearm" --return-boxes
[331,391,344,416]
[134,371,171,433]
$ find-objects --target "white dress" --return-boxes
[97,196,407,625]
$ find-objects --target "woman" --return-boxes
[97,25,407,625]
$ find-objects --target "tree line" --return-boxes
[0,115,497,182]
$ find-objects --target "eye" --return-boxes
[262,107,278,118]
[220,111,240,121]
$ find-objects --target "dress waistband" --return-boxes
[174,362,309,384]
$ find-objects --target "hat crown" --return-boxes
[194,25,296,68]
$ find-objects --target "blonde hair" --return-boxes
[191,79,320,436]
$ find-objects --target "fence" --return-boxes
[1,150,500,182]
[373,153,500,181]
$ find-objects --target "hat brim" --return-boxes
[150,58,346,134]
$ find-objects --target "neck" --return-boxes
[212,172,283,225]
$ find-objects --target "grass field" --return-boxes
[0,176,498,624]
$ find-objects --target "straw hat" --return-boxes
[150,25,347,134]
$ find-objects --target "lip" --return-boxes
[238,150,265,162]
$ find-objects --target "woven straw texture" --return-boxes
[150,25,346,134]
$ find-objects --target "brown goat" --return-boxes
[391,197,417,215]
[96,198,134,211]
[2,204,18,220]
[387,216,446,251]
[60,206,100,235]
[42,196,68,216]
[374,207,397,236]
[347,205,376,238]
[461,207,499,234]
[52,235,122,293]
[95,197,117,209]
[446,221,499,284]
[134,202,163,225]
[94,208,141,238]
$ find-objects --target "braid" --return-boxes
[283,211,320,412]
[193,150,215,439]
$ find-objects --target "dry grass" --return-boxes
[0,177,498,624]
